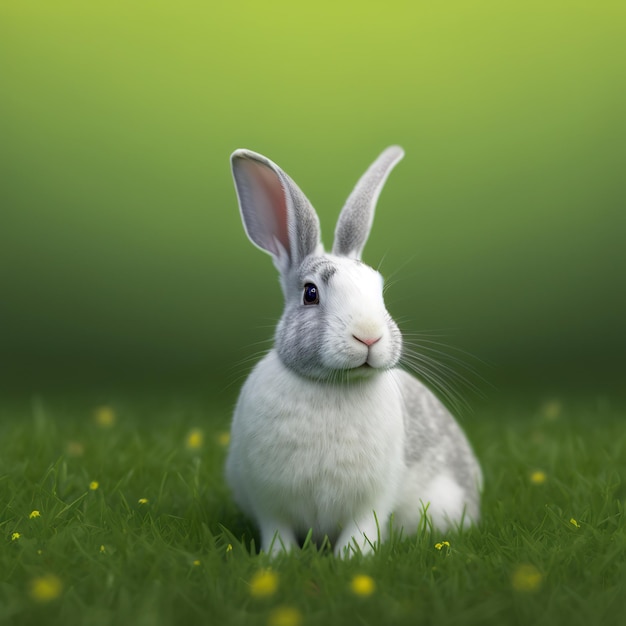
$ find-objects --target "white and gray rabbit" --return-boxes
[225,146,482,556]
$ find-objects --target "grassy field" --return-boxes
[1,390,625,626]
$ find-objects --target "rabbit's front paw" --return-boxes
[334,517,380,559]
[260,521,298,557]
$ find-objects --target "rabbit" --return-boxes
[225,146,482,557]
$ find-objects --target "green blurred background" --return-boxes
[2,1,625,400]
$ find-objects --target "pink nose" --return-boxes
[353,335,381,347]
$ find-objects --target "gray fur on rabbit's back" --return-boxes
[393,368,483,522]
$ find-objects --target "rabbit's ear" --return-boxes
[231,149,321,273]
[332,146,404,260]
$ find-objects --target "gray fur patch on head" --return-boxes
[320,265,337,284]
[298,257,338,285]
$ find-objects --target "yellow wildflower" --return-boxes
[530,470,547,485]
[249,569,279,598]
[186,428,204,450]
[65,441,85,457]
[570,518,581,528]
[226,544,233,553]
[100,545,106,554]
[268,606,303,626]
[434,541,451,551]
[29,510,41,519]
[89,481,99,491]
[217,431,231,447]
[29,574,63,602]
[138,498,149,505]
[542,399,561,420]
[94,405,116,428]
[350,574,376,596]
[11,532,21,541]
[511,563,543,592]
[193,559,201,567]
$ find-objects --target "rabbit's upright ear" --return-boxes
[231,150,321,273]
[332,146,404,260]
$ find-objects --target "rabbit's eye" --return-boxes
[303,283,320,305]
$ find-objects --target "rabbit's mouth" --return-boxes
[348,362,378,379]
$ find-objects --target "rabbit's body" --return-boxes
[226,146,482,556]
[227,350,405,551]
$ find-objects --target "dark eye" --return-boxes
[303,283,319,305]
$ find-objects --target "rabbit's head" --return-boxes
[231,147,404,381]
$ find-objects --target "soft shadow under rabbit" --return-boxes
[225,146,482,557]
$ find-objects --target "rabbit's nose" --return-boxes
[353,335,381,347]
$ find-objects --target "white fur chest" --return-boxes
[226,351,405,538]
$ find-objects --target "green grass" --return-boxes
[1,392,625,626]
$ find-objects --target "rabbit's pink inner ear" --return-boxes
[236,159,290,260]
